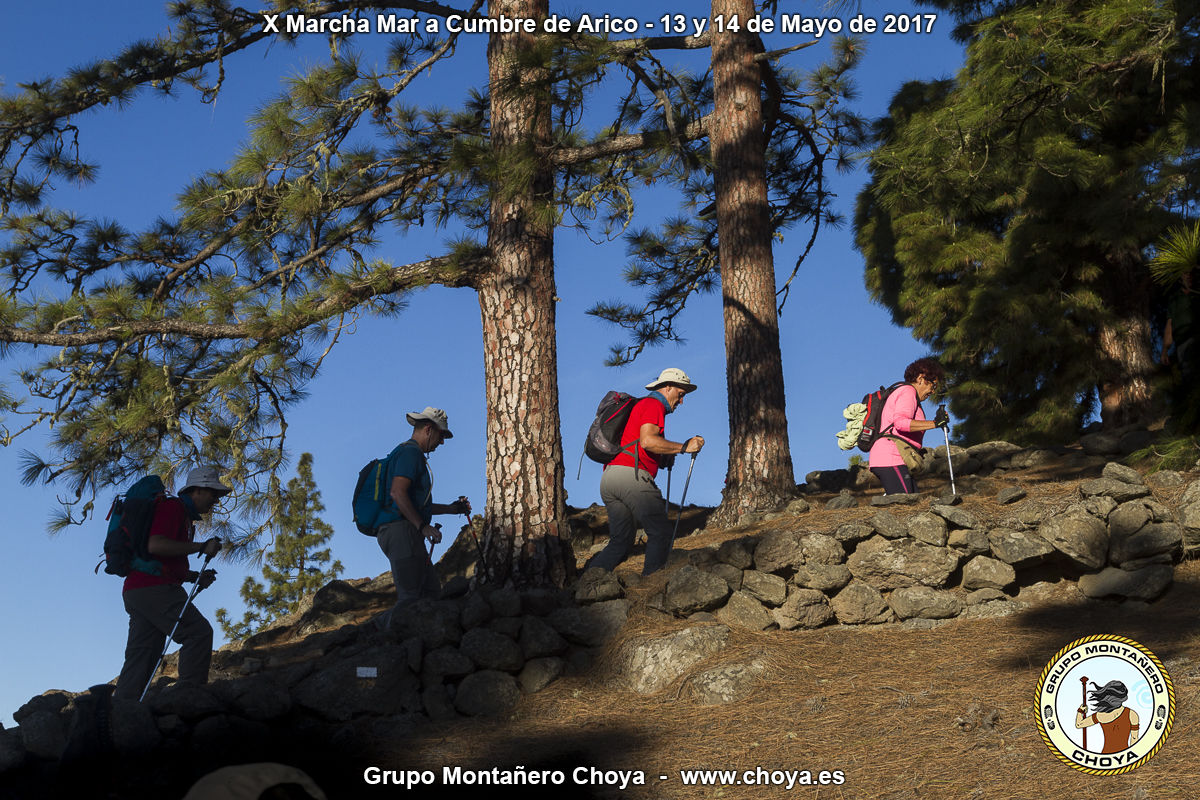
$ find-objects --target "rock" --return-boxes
[486,586,523,618]
[228,677,292,722]
[520,588,562,617]
[784,498,811,515]
[791,564,853,593]
[771,589,835,630]
[741,570,787,607]
[1080,431,1122,456]
[871,510,909,539]
[962,556,1016,591]
[1181,502,1200,552]
[987,528,1055,567]
[1108,501,1153,539]
[806,469,854,493]
[459,628,525,673]
[292,649,421,721]
[937,490,963,506]
[1102,462,1143,485]
[622,626,731,694]
[966,441,1023,465]
[14,691,72,725]
[825,493,860,510]
[488,616,523,639]
[931,504,978,529]
[1118,430,1155,455]
[846,537,961,589]
[518,616,568,660]
[311,580,371,614]
[997,487,1027,504]
[518,657,566,694]
[422,686,458,722]
[460,591,493,630]
[1017,504,1052,527]
[18,710,67,760]
[455,671,520,717]
[422,646,475,681]
[887,586,964,620]
[687,659,767,705]
[1010,449,1057,469]
[830,581,892,624]
[1080,478,1151,503]
[1109,523,1182,567]
[149,683,225,720]
[1146,470,1185,489]
[716,591,773,630]
[661,566,731,614]
[390,600,463,649]
[0,729,26,773]
[574,568,624,604]
[801,533,847,565]
[1038,512,1109,569]
[108,697,162,756]
[1077,495,1118,520]
[710,563,744,592]
[832,523,874,546]
[1078,566,1175,601]
[907,512,949,546]
[1183,480,1200,506]
[870,493,921,506]
[547,600,629,647]
[753,531,805,573]
[965,588,1008,605]
[716,539,754,570]
[947,529,991,557]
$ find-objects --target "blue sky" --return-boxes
[0,1,963,726]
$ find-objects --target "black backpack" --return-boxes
[854,382,912,452]
[583,391,641,464]
[98,475,166,577]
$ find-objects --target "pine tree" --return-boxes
[855,0,1199,442]
[216,453,343,640]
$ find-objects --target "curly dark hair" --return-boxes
[1088,680,1129,713]
[903,357,946,385]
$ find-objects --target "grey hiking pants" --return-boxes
[114,583,213,700]
[590,464,674,575]
[376,519,440,630]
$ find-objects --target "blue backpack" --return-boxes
[352,456,392,535]
[98,475,167,576]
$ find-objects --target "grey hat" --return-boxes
[406,406,453,438]
[180,466,232,497]
[646,367,698,394]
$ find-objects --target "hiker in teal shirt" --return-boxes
[375,406,471,630]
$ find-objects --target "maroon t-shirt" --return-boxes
[607,396,667,478]
[123,497,194,592]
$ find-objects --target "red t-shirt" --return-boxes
[607,396,667,478]
[123,497,195,592]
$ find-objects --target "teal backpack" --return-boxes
[98,475,167,576]
[352,456,392,535]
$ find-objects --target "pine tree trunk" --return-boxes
[1098,252,1156,427]
[708,0,796,527]
[477,0,570,587]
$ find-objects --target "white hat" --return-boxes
[180,466,232,497]
[646,367,698,394]
[406,406,453,438]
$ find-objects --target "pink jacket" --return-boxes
[868,384,926,468]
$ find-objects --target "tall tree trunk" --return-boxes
[1098,251,1156,427]
[478,0,569,587]
[708,0,796,526]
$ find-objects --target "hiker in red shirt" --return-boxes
[114,466,227,700]
[587,368,704,575]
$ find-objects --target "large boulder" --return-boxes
[1038,512,1109,569]
[621,626,731,694]
[1109,523,1182,567]
[662,566,731,614]
[846,537,961,590]
[771,589,835,630]
[830,581,892,624]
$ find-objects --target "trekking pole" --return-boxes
[1080,676,1089,751]
[459,496,492,582]
[938,404,957,495]
[140,552,214,702]
[664,464,672,513]
[668,449,698,550]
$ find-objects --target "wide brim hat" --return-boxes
[646,367,698,394]
[180,466,233,497]
[406,406,453,438]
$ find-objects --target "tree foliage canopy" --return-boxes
[856,0,1199,443]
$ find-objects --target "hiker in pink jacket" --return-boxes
[868,357,947,494]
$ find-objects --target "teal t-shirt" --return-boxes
[382,439,433,527]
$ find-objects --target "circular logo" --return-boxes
[1035,635,1175,774]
